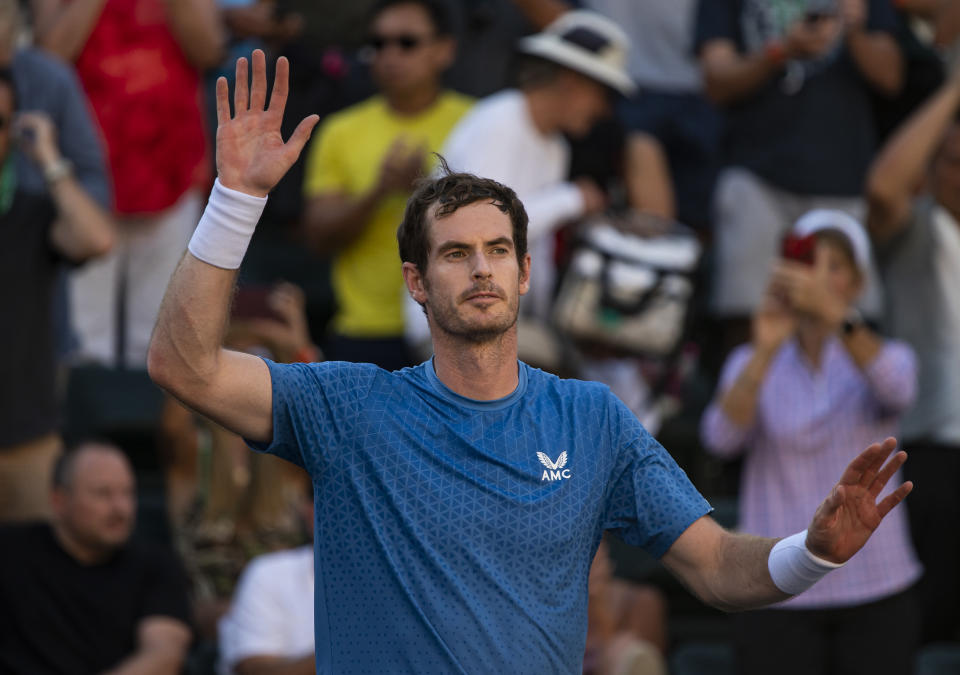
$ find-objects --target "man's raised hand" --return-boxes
[805,437,913,564]
[216,50,319,198]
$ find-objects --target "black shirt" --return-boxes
[0,523,191,675]
[0,190,59,446]
[694,0,897,196]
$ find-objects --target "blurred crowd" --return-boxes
[1,0,960,673]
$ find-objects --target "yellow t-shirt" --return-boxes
[303,92,473,338]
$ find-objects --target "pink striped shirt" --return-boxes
[701,336,923,608]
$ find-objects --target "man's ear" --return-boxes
[402,261,427,305]
[518,253,532,296]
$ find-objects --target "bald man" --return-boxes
[0,441,192,674]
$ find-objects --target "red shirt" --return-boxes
[74,0,209,215]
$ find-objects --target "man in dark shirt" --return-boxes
[695,0,902,345]
[0,441,192,674]
[0,67,113,522]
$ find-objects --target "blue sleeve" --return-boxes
[247,359,379,475]
[601,397,712,558]
[694,0,741,55]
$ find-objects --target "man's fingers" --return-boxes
[839,437,897,486]
[249,49,267,111]
[234,57,249,113]
[876,481,913,520]
[269,56,290,119]
[869,450,907,498]
[284,114,320,160]
[215,76,230,127]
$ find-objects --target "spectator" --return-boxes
[161,282,316,638]
[579,0,720,230]
[31,0,224,369]
[583,540,668,675]
[0,440,192,673]
[695,0,902,348]
[0,73,113,522]
[216,491,314,675]
[866,62,960,644]
[701,210,922,675]
[302,0,472,370]
[405,9,625,355]
[0,0,109,205]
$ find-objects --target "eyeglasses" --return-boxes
[368,34,431,52]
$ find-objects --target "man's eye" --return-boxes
[492,247,508,255]
[448,251,466,258]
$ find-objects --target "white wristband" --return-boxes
[187,178,267,269]
[767,530,845,596]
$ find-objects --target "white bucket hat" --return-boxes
[517,10,636,96]
[792,209,872,273]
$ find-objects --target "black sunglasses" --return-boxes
[368,34,431,52]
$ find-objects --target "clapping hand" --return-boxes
[770,260,847,328]
[805,438,912,564]
[752,286,796,353]
[216,49,319,198]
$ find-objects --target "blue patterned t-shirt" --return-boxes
[254,358,711,674]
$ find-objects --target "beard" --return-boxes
[424,279,520,344]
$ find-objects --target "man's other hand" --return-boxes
[806,437,913,564]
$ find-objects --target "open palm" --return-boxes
[805,437,913,564]
[215,50,318,198]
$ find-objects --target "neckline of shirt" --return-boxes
[423,357,528,411]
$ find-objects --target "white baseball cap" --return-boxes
[517,10,636,97]
[792,209,872,273]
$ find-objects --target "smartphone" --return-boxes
[231,285,286,323]
[781,233,816,266]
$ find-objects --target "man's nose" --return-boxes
[472,252,493,278]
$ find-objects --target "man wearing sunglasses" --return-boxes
[302,0,472,371]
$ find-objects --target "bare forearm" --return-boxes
[48,175,115,261]
[841,327,883,370]
[303,189,383,253]
[625,133,675,220]
[235,654,315,675]
[148,254,237,400]
[702,47,782,105]
[704,532,787,611]
[102,648,185,675]
[719,347,775,427]
[164,0,225,69]
[32,0,107,62]
[867,75,960,238]
[847,30,903,96]
[510,0,570,29]
[662,519,789,612]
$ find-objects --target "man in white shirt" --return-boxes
[405,10,630,347]
[218,491,315,675]
[217,545,314,675]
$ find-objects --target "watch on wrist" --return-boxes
[842,308,865,335]
[43,157,73,185]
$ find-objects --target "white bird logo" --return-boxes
[537,452,568,471]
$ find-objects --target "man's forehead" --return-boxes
[427,200,513,248]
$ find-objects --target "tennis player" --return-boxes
[149,50,912,673]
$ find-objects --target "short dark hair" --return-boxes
[369,0,453,36]
[513,54,564,90]
[52,438,123,490]
[397,156,529,275]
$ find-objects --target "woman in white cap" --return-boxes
[700,210,923,675]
